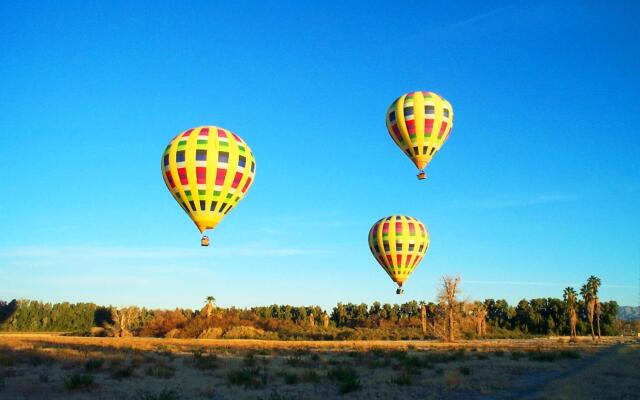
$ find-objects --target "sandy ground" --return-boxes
[0,334,638,399]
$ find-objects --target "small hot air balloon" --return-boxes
[368,215,430,294]
[161,126,256,246]
[386,91,454,180]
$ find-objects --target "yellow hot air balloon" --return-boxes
[386,91,454,180]
[161,126,256,246]
[368,215,430,294]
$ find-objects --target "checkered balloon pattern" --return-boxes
[368,215,430,287]
[386,91,453,172]
[161,126,256,234]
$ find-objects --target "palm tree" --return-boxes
[202,296,216,317]
[563,287,578,342]
[580,284,595,340]
[587,276,602,338]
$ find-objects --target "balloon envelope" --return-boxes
[161,126,256,234]
[386,91,454,174]
[368,215,430,287]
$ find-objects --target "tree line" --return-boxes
[0,278,623,340]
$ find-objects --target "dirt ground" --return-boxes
[0,334,638,399]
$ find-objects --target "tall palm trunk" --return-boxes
[587,300,595,339]
[569,310,577,341]
[595,301,601,339]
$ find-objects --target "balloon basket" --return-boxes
[201,236,210,247]
[417,172,426,180]
[396,287,404,295]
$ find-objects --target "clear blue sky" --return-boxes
[1,1,638,310]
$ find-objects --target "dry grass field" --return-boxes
[0,333,638,399]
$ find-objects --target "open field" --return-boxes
[1,334,638,399]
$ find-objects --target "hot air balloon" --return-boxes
[368,215,430,294]
[161,126,256,246]
[386,91,454,180]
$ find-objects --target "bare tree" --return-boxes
[107,307,140,337]
[437,275,461,342]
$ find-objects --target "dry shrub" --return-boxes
[144,361,175,378]
[90,327,108,337]
[192,351,219,370]
[138,310,188,337]
[111,365,135,379]
[228,367,267,388]
[178,313,258,338]
[164,329,181,339]
[223,326,276,339]
[198,327,223,339]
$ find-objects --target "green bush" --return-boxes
[65,374,94,390]
[559,350,580,359]
[85,358,104,372]
[243,353,256,366]
[258,392,290,400]
[228,367,267,388]
[282,372,299,385]
[300,370,320,382]
[423,350,465,364]
[327,366,361,394]
[193,352,218,370]
[111,365,135,379]
[136,389,180,400]
[402,355,424,370]
[145,362,176,378]
[527,351,556,362]
[391,372,412,385]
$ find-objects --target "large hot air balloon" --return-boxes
[161,126,255,246]
[368,215,430,294]
[386,91,454,180]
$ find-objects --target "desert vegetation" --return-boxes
[0,276,626,342]
[0,334,637,399]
